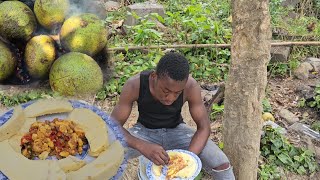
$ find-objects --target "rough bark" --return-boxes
[222,0,271,179]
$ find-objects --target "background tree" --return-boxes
[223,0,272,179]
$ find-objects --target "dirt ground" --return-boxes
[1,75,320,179]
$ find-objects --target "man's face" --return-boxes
[153,74,187,106]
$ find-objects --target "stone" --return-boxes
[314,146,320,160]
[104,1,121,11]
[301,135,315,152]
[124,1,165,26]
[279,109,299,125]
[295,84,314,100]
[281,0,300,8]
[306,57,320,72]
[102,0,123,3]
[288,12,299,19]
[201,89,220,103]
[0,85,11,91]
[270,46,291,63]
[289,122,320,139]
[263,121,287,134]
[310,170,320,180]
[293,62,313,80]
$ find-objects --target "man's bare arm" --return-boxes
[110,77,143,149]
[111,76,169,165]
[186,78,211,155]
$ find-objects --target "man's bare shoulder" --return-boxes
[184,75,201,101]
[186,75,198,90]
[120,73,141,101]
[125,73,140,89]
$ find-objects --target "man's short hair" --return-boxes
[156,52,189,81]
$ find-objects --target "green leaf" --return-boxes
[308,101,317,107]
[194,171,203,180]
[296,166,307,175]
[218,142,224,150]
[270,138,283,149]
[277,152,293,165]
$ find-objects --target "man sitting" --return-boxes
[111,52,235,179]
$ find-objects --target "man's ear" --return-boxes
[150,71,157,79]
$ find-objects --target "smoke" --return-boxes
[68,0,106,19]
[15,0,107,19]
[29,0,107,35]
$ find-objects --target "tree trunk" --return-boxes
[222,0,271,179]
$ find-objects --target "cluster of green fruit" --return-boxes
[0,0,107,96]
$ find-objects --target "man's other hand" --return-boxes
[138,141,169,166]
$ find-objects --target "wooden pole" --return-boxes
[106,41,320,52]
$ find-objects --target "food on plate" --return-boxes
[152,151,197,180]
[58,155,86,173]
[0,100,124,180]
[68,108,109,156]
[24,99,73,118]
[0,140,66,180]
[0,106,25,142]
[20,119,87,160]
[8,117,37,153]
[67,140,124,180]
[19,117,37,134]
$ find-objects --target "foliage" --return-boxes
[259,126,318,179]
[210,98,272,121]
[96,50,163,100]
[298,98,306,107]
[125,13,165,45]
[258,164,281,180]
[311,121,320,132]
[268,0,320,77]
[210,103,224,120]
[194,171,203,180]
[0,91,59,107]
[305,84,320,109]
[267,58,301,78]
[270,0,291,26]
[98,0,233,99]
[262,98,273,113]
[163,0,232,82]
[98,0,320,100]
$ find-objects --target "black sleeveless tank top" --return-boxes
[137,70,184,129]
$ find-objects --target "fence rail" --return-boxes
[106,41,320,52]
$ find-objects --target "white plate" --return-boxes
[145,149,202,180]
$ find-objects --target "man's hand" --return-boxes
[137,141,169,166]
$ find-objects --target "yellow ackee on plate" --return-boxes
[152,151,197,179]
